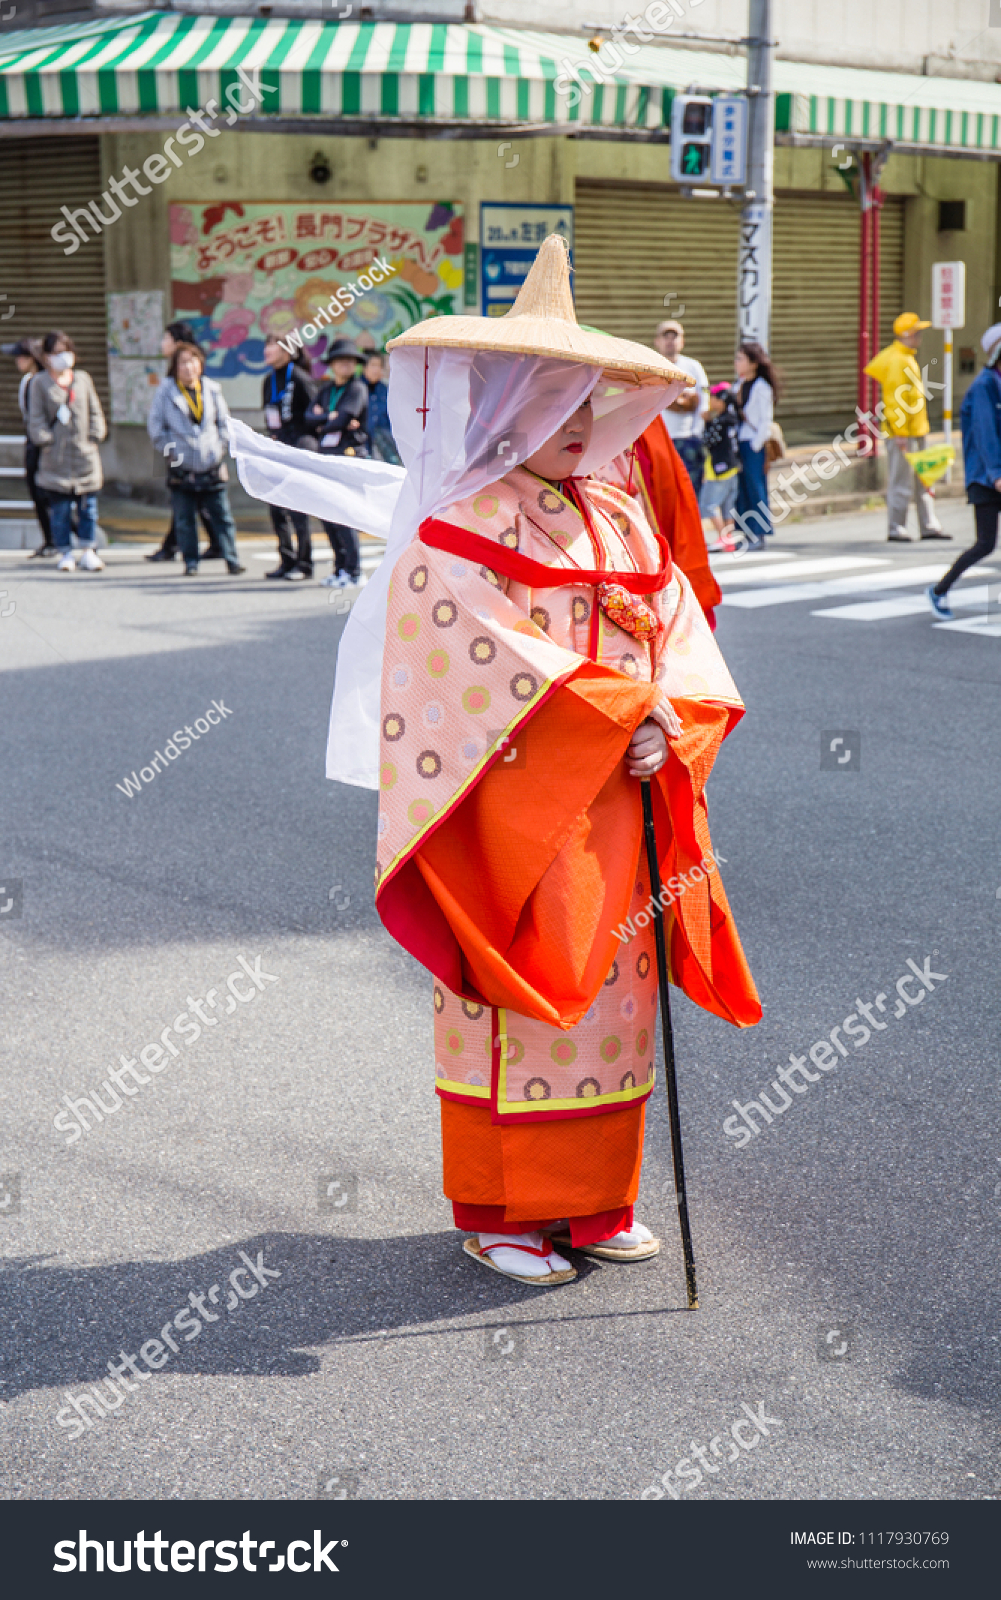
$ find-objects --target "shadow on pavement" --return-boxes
[0,1230,623,1406]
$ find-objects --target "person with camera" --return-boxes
[261,335,317,580]
[306,336,369,588]
[147,342,243,577]
[145,321,226,564]
[28,330,106,572]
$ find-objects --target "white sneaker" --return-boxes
[56,549,77,571]
[77,548,104,572]
[887,526,915,542]
[320,571,351,589]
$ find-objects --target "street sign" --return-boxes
[711,95,748,186]
[931,260,966,329]
[671,95,714,185]
[479,203,574,317]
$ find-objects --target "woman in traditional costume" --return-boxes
[232,236,760,1288]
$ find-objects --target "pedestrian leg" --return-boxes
[322,521,360,582]
[885,439,916,539]
[932,502,999,598]
[197,488,243,573]
[268,503,297,576]
[172,490,200,572]
[199,502,225,560]
[909,436,947,537]
[147,516,178,562]
[49,493,77,570]
[292,511,313,577]
[24,442,55,555]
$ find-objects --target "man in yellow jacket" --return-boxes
[865,311,949,543]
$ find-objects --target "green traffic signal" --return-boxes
[682,143,707,176]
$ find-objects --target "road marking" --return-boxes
[721,564,998,609]
[715,556,889,587]
[812,585,990,622]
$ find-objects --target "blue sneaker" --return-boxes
[927,585,952,619]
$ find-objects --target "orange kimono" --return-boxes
[604,417,722,624]
[374,466,758,1244]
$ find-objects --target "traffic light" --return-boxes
[671,95,714,186]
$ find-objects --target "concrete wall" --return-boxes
[480,0,1001,77]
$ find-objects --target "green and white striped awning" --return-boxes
[0,13,679,128]
[1,10,1000,153]
[774,56,1001,156]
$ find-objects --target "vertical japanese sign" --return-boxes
[479,204,574,318]
[711,96,748,187]
[169,201,464,409]
[931,261,966,329]
[738,202,772,348]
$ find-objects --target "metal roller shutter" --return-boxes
[771,191,904,422]
[574,180,740,392]
[574,180,904,428]
[0,136,108,435]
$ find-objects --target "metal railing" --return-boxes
[0,434,33,512]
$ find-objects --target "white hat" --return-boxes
[981,323,1001,366]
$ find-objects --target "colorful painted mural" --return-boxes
[169,200,465,409]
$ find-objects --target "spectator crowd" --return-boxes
[7,315,401,585]
[12,299,995,612]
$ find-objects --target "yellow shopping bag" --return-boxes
[908,443,955,488]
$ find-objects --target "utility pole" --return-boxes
[738,0,774,349]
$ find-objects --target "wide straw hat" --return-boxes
[386,234,691,390]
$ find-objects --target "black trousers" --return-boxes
[158,505,221,557]
[321,521,360,580]
[24,442,52,544]
[935,492,1001,595]
[270,503,313,574]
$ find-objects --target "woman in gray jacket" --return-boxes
[28,330,106,573]
[147,343,244,577]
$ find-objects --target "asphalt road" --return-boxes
[0,509,998,1504]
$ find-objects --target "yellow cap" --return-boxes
[894,312,931,335]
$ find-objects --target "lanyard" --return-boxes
[179,381,203,424]
[326,382,348,416]
[269,363,293,405]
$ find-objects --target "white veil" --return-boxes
[230,348,682,789]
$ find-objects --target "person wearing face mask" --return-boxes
[28,331,107,573]
[306,337,370,587]
[146,322,225,565]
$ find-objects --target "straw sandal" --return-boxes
[548,1221,661,1262]
[463,1234,577,1287]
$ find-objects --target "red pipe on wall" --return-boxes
[857,154,872,454]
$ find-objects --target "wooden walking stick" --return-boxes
[641,779,699,1310]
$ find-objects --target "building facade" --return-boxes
[0,2,999,484]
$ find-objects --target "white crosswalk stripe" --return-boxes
[715,555,889,587]
[812,584,991,622]
[710,545,1001,635]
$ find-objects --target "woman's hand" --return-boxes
[626,700,682,778]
